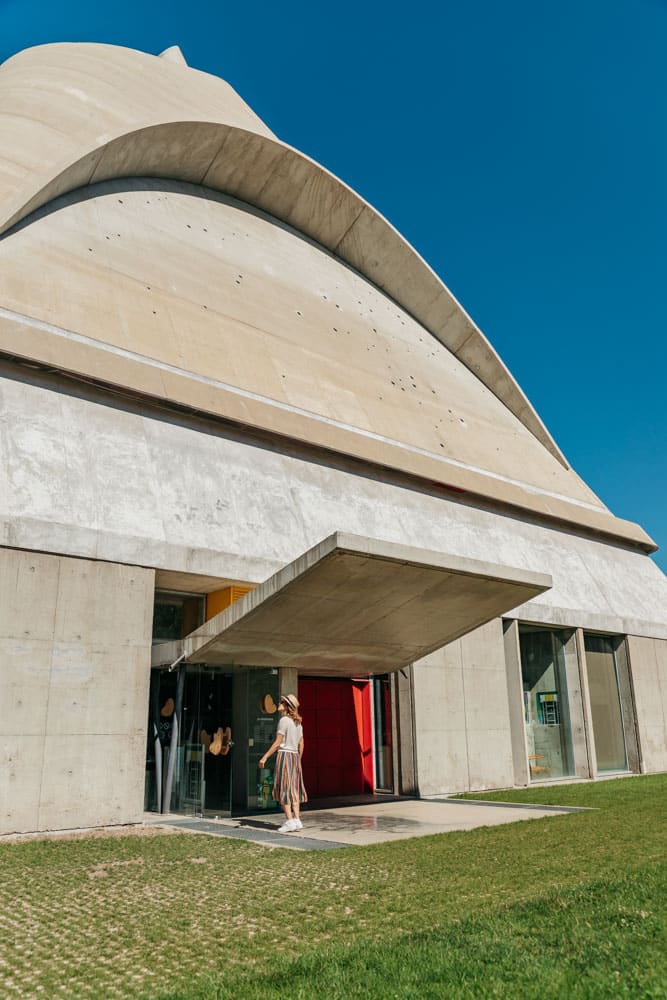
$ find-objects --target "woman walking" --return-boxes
[259,693,307,833]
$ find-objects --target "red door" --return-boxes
[299,678,373,797]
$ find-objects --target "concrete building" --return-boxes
[1,42,665,835]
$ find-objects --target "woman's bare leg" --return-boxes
[283,803,293,821]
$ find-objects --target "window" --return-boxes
[152,590,205,644]
[583,634,628,772]
[372,675,393,791]
[519,625,575,780]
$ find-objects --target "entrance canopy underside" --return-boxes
[153,533,551,677]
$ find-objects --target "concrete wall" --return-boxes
[1,372,666,644]
[412,620,514,795]
[1,375,666,813]
[0,548,154,834]
[626,635,667,773]
[414,620,661,797]
[1,178,607,535]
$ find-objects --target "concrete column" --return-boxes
[614,638,641,773]
[393,667,418,796]
[625,635,667,773]
[461,620,514,792]
[574,629,596,778]
[412,640,468,795]
[0,547,154,835]
[232,670,249,810]
[279,667,299,700]
[502,620,530,787]
[412,619,514,795]
[564,629,590,778]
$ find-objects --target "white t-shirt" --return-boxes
[277,715,303,753]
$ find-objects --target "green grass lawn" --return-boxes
[0,775,665,999]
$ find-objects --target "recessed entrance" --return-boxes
[299,676,393,797]
[145,662,284,817]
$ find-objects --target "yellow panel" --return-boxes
[206,584,254,620]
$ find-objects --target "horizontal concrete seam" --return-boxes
[0,306,608,515]
[1,345,653,553]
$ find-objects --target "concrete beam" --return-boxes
[170,532,552,675]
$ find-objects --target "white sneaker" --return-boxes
[278,819,297,833]
[293,819,303,830]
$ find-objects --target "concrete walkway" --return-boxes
[148,796,584,851]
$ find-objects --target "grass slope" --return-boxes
[162,867,666,999]
[0,775,664,999]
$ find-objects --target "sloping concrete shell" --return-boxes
[0,42,655,551]
[0,179,615,517]
[0,44,556,454]
[154,533,552,675]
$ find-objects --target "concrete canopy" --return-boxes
[157,533,552,676]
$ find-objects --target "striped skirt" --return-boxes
[273,750,308,805]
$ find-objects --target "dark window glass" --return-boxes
[519,625,574,780]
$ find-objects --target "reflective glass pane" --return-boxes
[197,667,234,816]
[372,675,393,791]
[247,668,281,811]
[152,591,205,644]
[519,626,574,780]
[145,665,233,817]
[584,634,627,772]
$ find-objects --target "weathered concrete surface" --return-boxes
[0,39,663,836]
[413,620,516,794]
[238,797,585,847]
[161,533,550,674]
[0,42,275,209]
[626,635,667,773]
[0,42,571,465]
[4,375,664,807]
[502,621,531,786]
[1,179,643,547]
[562,629,591,779]
[0,549,154,835]
[0,373,665,641]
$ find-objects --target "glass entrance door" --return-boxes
[145,665,234,817]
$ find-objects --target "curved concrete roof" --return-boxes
[0,42,559,460]
[0,178,601,505]
[0,42,655,552]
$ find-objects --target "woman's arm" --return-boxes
[298,736,304,760]
[259,732,284,768]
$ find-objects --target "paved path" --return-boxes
[148,796,584,851]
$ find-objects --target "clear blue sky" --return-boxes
[2,0,665,570]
